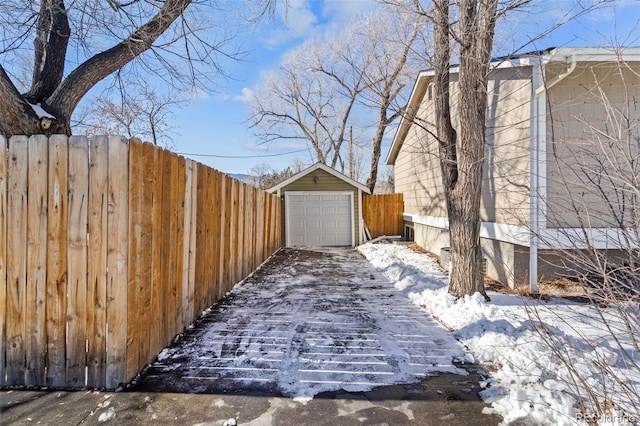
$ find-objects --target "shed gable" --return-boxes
[280,168,357,192]
[270,164,367,247]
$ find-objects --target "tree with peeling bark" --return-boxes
[0,0,271,137]
[429,0,530,299]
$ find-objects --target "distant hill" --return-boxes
[227,173,253,183]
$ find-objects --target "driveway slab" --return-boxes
[130,248,469,397]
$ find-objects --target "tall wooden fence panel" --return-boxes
[0,135,282,390]
[362,193,404,239]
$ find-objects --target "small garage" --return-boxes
[268,163,371,247]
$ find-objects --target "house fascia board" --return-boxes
[385,72,432,165]
[385,57,539,166]
[267,162,370,194]
[385,47,640,165]
[543,47,640,64]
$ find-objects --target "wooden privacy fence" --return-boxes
[362,193,404,239]
[0,135,281,390]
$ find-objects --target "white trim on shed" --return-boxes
[268,162,370,248]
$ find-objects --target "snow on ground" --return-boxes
[359,242,640,425]
[134,248,469,399]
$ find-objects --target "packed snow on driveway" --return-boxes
[359,242,640,426]
[135,247,474,401]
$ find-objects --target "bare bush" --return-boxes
[527,48,640,423]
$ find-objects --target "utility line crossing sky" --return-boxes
[169,0,640,176]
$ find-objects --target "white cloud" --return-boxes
[232,87,255,104]
[261,1,381,49]
[264,0,318,47]
[321,0,377,29]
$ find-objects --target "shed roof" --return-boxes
[267,162,370,194]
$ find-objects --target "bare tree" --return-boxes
[250,31,371,172]
[250,6,426,182]
[0,0,272,137]
[360,5,426,193]
[75,81,183,148]
[525,50,640,420]
[248,162,303,190]
[428,0,538,299]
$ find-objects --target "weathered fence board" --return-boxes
[67,136,89,388]
[138,142,154,373]
[126,138,144,382]
[236,180,245,285]
[149,146,163,358]
[106,136,129,389]
[0,136,6,387]
[219,175,228,294]
[174,155,186,337]
[46,135,68,388]
[0,134,282,391]
[7,136,28,385]
[182,159,195,328]
[87,135,109,388]
[362,193,404,239]
[26,136,48,387]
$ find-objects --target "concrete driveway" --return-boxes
[2,247,501,425]
[130,247,469,395]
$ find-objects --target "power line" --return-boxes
[175,149,308,159]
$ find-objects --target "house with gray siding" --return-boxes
[387,47,640,289]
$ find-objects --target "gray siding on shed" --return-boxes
[278,168,362,246]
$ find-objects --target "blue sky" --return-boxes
[171,0,640,176]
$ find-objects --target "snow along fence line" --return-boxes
[0,134,282,391]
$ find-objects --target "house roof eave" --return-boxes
[543,46,640,64]
[385,71,432,166]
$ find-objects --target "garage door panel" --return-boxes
[306,220,322,231]
[306,206,321,216]
[287,193,352,247]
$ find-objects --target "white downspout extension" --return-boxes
[530,55,577,292]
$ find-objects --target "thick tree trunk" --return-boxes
[433,0,498,299]
[0,66,44,136]
[24,0,70,104]
[0,0,192,137]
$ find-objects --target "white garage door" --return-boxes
[286,192,353,247]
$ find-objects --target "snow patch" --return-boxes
[98,407,116,422]
[359,242,640,425]
[293,396,313,405]
[29,103,55,118]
